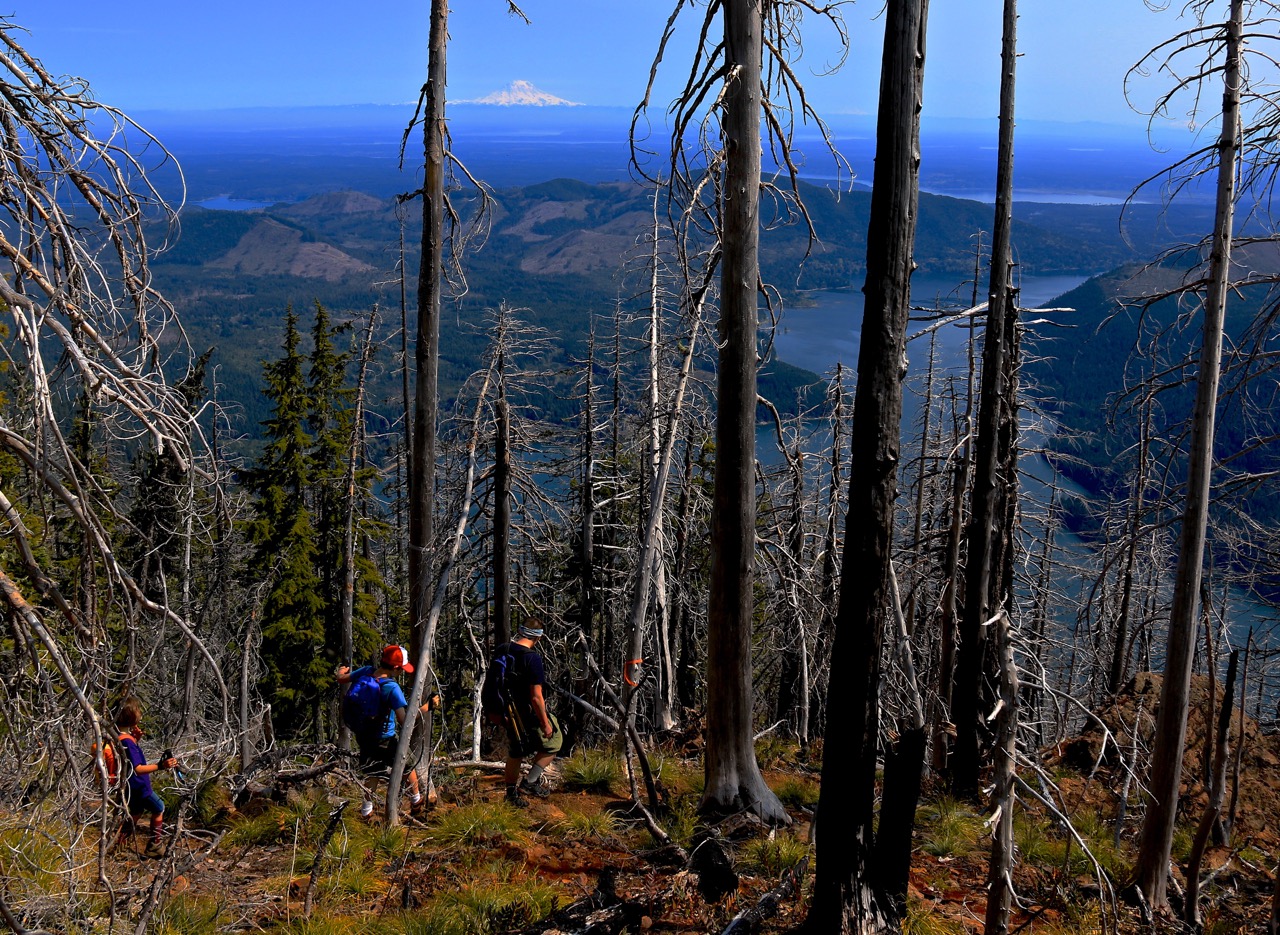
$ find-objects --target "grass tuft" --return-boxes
[917,795,983,859]
[155,894,228,935]
[224,808,291,847]
[547,808,622,841]
[902,897,965,935]
[662,795,701,849]
[737,833,809,877]
[771,776,819,809]
[424,801,530,849]
[435,880,562,934]
[559,749,623,794]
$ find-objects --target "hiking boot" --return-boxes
[519,776,551,799]
[409,797,428,819]
[505,785,529,808]
[144,838,166,858]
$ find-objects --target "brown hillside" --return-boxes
[209,218,375,281]
[506,200,591,241]
[520,229,643,275]
[1051,671,1280,847]
[276,190,389,217]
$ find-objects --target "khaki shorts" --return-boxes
[495,712,563,759]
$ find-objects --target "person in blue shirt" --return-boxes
[113,696,178,857]
[336,644,439,820]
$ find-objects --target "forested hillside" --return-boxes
[1026,254,1280,601]
[149,180,1188,437]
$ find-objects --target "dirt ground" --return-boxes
[84,678,1280,934]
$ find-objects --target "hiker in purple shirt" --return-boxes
[114,696,177,857]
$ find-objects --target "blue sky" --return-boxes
[8,1,1181,126]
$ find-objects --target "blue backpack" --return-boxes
[342,671,387,737]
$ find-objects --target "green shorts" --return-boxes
[505,712,562,758]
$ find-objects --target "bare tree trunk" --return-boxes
[623,279,709,729]
[409,0,447,663]
[240,613,255,768]
[578,326,598,644]
[494,363,512,645]
[983,611,1018,935]
[808,0,930,928]
[1109,392,1152,695]
[813,364,846,745]
[1185,650,1238,927]
[1133,0,1241,909]
[701,0,785,824]
[952,0,1019,801]
[932,256,979,772]
[337,309,378,751]
[1226,630,1250,840]
[390,364,495,825]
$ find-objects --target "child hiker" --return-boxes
[114,696,178,857]
[337,644,440,820]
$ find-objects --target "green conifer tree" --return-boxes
[245,307,326,739]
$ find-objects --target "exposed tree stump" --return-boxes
[690,833,738,903]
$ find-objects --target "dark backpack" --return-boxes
[481,643,525,720]
[342,671,387,737]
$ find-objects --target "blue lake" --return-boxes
[770,272,1089,379]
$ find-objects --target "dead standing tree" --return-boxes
[807,0,930,930]
[950,0,1022,802]
[395,0,512,818]
[634,0,849,823]
[1127,0,1246,911]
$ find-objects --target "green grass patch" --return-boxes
[0,822,72,896]
[546,808,622,841]
[650,755,701,795]
[916,795,983,859]
[662,795,701,849]
[224,808,291,847]
[1013,812,1062,866]
[1171,823,1196,863]
[317,858,383,900]
[903,897,964,935]
[428,879,562,935]
[193,780,234,827]
[267,913,360,935]
[424,801,530,849]
[155,894,230,935]
[559,749,622,794]
[754,735,796,770]
[737,833,809,878]
[771,776,819,809]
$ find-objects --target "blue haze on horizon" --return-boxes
[8,1,1201,134]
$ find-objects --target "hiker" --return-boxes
[484,619,562,807]
[114,696,178,857]
[336,644,440,820]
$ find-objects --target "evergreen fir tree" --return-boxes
[244,307,326,739]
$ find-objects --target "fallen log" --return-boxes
[515,868,659,935]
